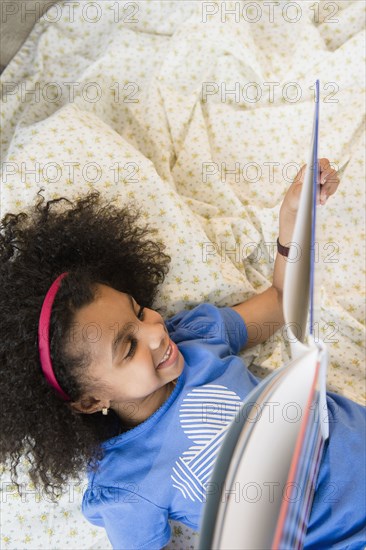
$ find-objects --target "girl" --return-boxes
[0,159,364,550]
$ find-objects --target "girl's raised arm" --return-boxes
[231,158,340,350]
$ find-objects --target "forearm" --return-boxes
[233,209,296,349]
[272,207,297,294]
[272,157,339,293]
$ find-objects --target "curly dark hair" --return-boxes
[0,188,171,501]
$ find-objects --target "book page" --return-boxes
[211,348,320,550]
[283,81,320,357]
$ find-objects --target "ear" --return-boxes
[68,396,106,415]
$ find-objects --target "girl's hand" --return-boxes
[280,158,340,218]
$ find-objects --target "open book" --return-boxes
[197,80,332,550]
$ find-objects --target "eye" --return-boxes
[125,306,145,359]
[137,306,145,321]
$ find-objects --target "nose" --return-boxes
[141,320,167,353]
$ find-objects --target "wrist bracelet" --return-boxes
[277,237,290,257]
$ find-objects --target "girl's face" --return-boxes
[69,283,184,425]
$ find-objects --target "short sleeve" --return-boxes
[220,306,249,354]
[165,303,248,355]
[82,486,171,550]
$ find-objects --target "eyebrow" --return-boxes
[111,294,135,361]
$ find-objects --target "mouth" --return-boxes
[156,340,177,369]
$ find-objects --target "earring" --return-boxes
[102,407,109,415]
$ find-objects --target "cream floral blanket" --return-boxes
[0,1,365,548]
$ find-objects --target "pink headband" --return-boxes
[38,272,70,401]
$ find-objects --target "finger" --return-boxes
[320,179,340,198]
[320,168,339,184]
[320,170,340,187]
[320,168,334,183]
[320,175,340,202]
[294,164,307,183]
[319,158,331,172]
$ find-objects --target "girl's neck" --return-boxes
[117,378,178,434]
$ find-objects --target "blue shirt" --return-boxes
[82,303,366,550]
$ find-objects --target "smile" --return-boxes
[158,344,172,365]
[156,340,178,370]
